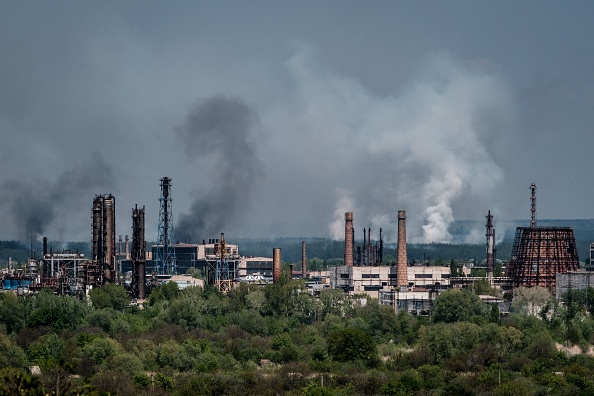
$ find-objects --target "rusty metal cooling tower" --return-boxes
[507,184,579,289]
[508,227,579,289]
[131,205,146,299]
[273,248,282,283]
[345,212,354,267]
[397,210,408,287]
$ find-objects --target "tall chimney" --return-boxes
[397,210,408,287]
[486,210,495,284]
[301,241,307,278]
[344,212,354,267]
[42,237,48,257]
[273,248,282,283]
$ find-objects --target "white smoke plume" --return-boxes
[273,46,511,243]
[329,190,356,240]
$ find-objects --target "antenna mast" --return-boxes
[530,183,537,227]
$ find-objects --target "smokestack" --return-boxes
[397,210,408,288]
[118,235,123,255]
[367,228,371,266]
[125,235,129,257]
[273,248,282,283]
[42,237,47,257]
[486,210,495,284]
[363,227,367,265]
[92,196,103,262]
[344,212,354,267]
[301,240,307,278]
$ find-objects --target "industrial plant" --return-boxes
[0,180,592,317]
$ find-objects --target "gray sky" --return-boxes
[0,1,593,244]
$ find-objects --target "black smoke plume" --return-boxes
[0,152,113,242]
[176,96,261,242]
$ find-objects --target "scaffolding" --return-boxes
[155,177,176,274]
[508,227,579,289]
[212,233,233,293]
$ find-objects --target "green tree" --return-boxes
[511,286,551,316]
[381,370,421,396]
[431,289,489,323]
[450,259,457,277]
[0,335,27,370]
[0,293,26,334]
[89,283,130,311]
[148,281,180,305]
[26,289,87,331]
[0,368,46,396]
[327,327,377,365]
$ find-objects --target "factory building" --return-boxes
[556,270,594,301]
[237,256,274,283]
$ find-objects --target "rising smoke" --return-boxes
[278,48,511,243]
[175,96,262,242]
[329,189,356,240]
[0,152,114,242]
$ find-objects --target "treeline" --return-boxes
[1,278,594,394]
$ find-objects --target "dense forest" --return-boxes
[1,275,594,395]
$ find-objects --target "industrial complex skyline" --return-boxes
[0,2,593,244]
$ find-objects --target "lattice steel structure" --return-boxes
[216,234,232,293]
[508,227,579,289]
[154,177,176,274]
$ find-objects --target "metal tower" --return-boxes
[215,233,232,293]
[155,177,176,274]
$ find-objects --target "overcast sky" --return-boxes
[0,1,593,245]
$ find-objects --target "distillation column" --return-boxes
[131,205,146,299]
